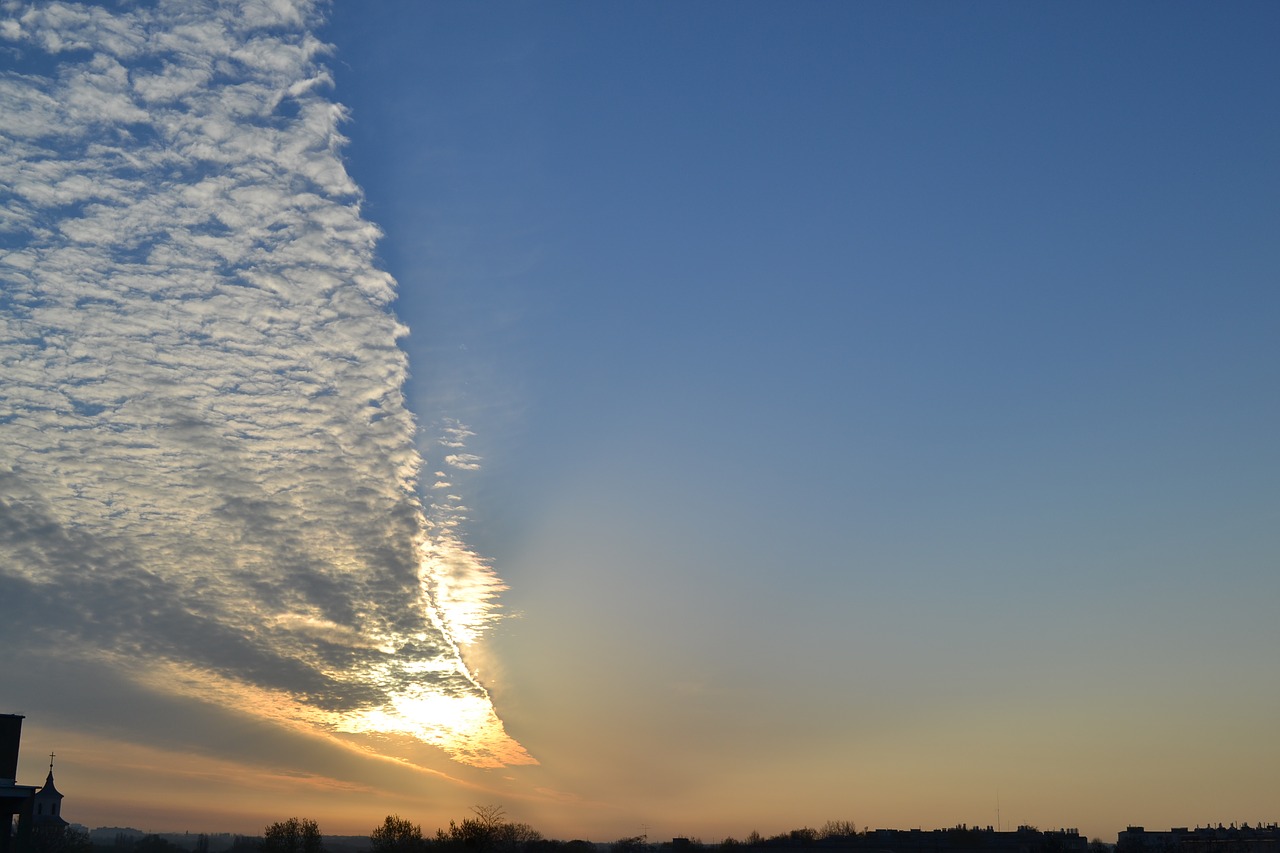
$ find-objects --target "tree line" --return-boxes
[11,809,1116,853]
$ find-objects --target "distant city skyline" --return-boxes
[3,0,1279,844]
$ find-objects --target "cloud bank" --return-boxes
[0,0,530,769]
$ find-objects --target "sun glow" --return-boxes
[340,687,528,769]
[121,528,534,769]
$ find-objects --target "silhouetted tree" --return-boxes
[24,825,93,853]
[765,830,816,847]
[263,819,322,853]
[436,820,483,850]
[611,838,647,853]
[434,806,541,853]
[818,823,857,841]
[472,809,506,833]
[372,817,424,853]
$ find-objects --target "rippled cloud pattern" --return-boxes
[0,0,531,768]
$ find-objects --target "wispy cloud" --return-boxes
[445,454,484,471]
[0,0,530,769]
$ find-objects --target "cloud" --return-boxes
[445,454,484,471]
[0,0,531,769]
[439,419,476,448]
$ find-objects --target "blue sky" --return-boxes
[329,0,1280,571]
[2,0,1278,843]
[322,0,1280,837]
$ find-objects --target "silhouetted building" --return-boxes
[0,714,72,853]
[31,754,67,829]
[0,714,38,853]
[1118,826,1280,853]
[738,825,1086,853]
[859,826,1087,853]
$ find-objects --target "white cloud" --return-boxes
[445,454,483,471]
[0,0,530,768]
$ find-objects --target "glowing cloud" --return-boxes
[0,0,531,769]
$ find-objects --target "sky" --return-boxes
[1,0,1279,844]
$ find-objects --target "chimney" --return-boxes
[0,714,23,784]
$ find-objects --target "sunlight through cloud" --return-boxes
[0,0,531,769]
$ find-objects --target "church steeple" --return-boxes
[32,751,66,827]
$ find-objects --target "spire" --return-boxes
[38,752,60,798]
[32,748,66,827]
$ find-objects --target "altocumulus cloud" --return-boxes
[0,0,532,769]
